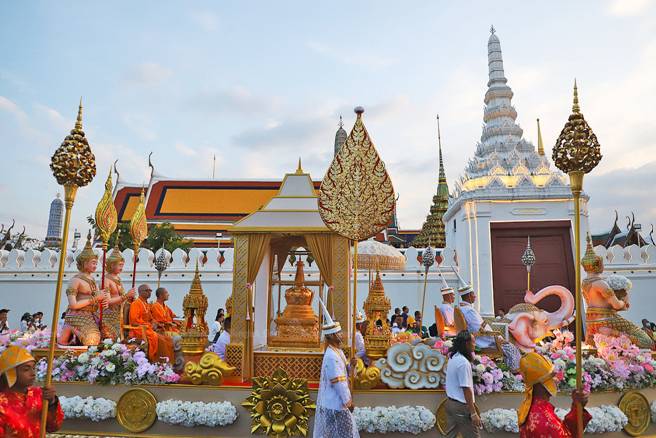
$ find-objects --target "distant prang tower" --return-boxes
[44,193,64,248]
[334,115,347,156]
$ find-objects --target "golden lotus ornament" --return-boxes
[242,368,315,438]
[94,169,118,246]
[129,188,148,250]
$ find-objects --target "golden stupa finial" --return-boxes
[572,79,580,114]
[75,97,83,131]
[537,118,545,156]
[296,157,303,174]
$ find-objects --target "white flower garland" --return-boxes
[651,400,656,423]
[481,405,627,434]
[156,399,238,427]
[59,396,116,422]
[353,405,435,435]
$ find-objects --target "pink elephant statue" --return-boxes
[507,285,575,352]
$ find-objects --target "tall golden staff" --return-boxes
[318,107,395,387]
[552,81,602,437]
[129,188,148,288]
[94,168,118,335]
[521,236,536,291]
[41,99,96,437]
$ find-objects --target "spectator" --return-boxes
[495,309,506,320]
[0,309,9,334]
[209,308,225,344]
[32,312,46,330]
[444,330,480,437]
[642,319,656,340]
[391,307,401,326]
[413,311,428,338]
[19,313,34,333]
[401,306,409,326]
[212,316,231,360]
[392,315,404,335]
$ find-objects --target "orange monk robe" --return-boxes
[151,301,182,334]
[129,297,174,364]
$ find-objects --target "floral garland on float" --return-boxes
[35,339,179,385]
[59,396,116,422]
[0,328,50,353]
[156,399,238,427]
[353,405,436,435]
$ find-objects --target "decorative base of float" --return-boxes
[253,348,324,381]
[53,383,656,437]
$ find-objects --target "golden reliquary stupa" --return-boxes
[363,271,392,360]
[269,260,320,348]
[180,262,209,357]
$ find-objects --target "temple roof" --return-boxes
[229,161,331,233]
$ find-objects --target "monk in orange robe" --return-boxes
[129,284,175,364]
[151,287,182,334]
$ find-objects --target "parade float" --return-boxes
[3,30,656,438]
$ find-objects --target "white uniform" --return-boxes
[313,345,359,438]
[355,331,366,360]
[459,302,495,348]
[440,303,455,326]
[212,330,230,360]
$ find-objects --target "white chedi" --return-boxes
[353,405,436,435]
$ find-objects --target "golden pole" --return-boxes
[570,170,584,438]
[39,184,77,436]
[351,240,358,389]
[420,267,429,326]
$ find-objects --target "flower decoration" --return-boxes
[353,405,435,434]
[60,396,116,422]
[472,354,504,395]
[156,399,238,427]
[242,368,315,437]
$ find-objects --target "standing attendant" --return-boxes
[444,330,480,438]
[313,298,359,437]
[208,308,225,344]
[212,316,231,360]
[0,346,64,437]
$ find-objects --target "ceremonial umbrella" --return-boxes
[355,239,406,272]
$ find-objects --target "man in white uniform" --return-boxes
[458,286,495,349]
[355,311,367,363]
[439,286,456,336]
[211,316,230,360]
[313,298,359,438]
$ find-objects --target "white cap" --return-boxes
[458,285,474,297]
[441,287,455,296]
[318,296,342,336]
[355,311,365,324]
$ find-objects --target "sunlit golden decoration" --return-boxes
[184,351,236,385]
[319,106,396,376]
[181,261,209,355]
[128,187,148,288]
[356,240,406,272]
[319,107,395,241]
[270,261,319,348]
[354,358,381,390]
[552,80,602,437]
[374,342,445,389]
[116,388,157,433]
[363,271,392,360]
[41,99,97,438]
[618,391,651,437]
[242,368,315,438]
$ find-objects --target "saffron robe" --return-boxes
[151,301,180,334]
[129,297,175,364]
[0,387,63,437]
[520,398,592,438]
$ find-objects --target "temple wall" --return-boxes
[0,244,655,332]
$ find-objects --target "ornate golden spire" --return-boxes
[296,157,303,174]
[75,97,83,131]
[581,233,603,273]
[572,79,580,114]
[94,167,118,248]
[536,118,545,156]
[129,188,148,251]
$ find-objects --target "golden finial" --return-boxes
[75,97,83,131]
[94,166,118,248]
[296,157,303,174]
[572,79,580,114]
[536,118,545,156]
[129,187,148,251]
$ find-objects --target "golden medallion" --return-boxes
[116,388,157,433]
[618,390,651,437]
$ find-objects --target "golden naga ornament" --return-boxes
[242,368,315,438]
[94,168,118,247]
[184,351,235,385]
[116,388,157,433]
[354,358,381,389]
[319,107,396,241]
[618,390,651,437]
[552,81,602,174]
[50,99,96,188]
[129,188,148,250]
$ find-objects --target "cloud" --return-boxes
[231,115,334,151]
[0,96,27,121]
[189,10,219,32]
[306,41,397,69]
[174,142,197,157]
[122,113,158,141]
[124,62,173,86]
[34,104,69,132]
[606,0,651,16]
[187,86,281,115]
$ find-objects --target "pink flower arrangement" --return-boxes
[0,329,50,353]
[432,339,452,356]
[472,354,504,395]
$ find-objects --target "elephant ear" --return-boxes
[508,312,538,352]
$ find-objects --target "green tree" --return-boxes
[143,222,193,252]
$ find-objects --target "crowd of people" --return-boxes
[0,309,47,334]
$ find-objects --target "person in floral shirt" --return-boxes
[518,352,591,438]
[0,346,63,437]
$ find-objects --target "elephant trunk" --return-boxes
[524,285,575,330]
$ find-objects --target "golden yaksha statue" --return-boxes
[270,261,319,348]
[180,262,209,356]
[581,234,654,349]
[363,271,392,360]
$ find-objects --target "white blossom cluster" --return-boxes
[480,408,519,433]
[156,399,238,427]
[554,405,627,434]
[353,405,435,435]
[651,400,656,423]
[59,396,116,422]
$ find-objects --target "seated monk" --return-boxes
[129,284,175,364]
[151,287,182,334]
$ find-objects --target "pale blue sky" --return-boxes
[1,1,655,241]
